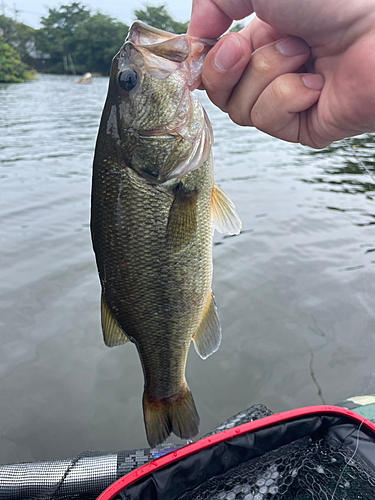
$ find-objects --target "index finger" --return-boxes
[188,0,255,38]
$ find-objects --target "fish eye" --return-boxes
[118,69,139,92]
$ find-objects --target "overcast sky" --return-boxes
[4,0,193,29]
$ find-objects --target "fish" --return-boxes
[90,21,241,448]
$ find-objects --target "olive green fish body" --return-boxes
[91,22,241,447]
[92,152,214,393]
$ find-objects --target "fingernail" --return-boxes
[276,37,309,56]
[214,36,243,72]
[302,74,324,91]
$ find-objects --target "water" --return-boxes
[1,74,374,464]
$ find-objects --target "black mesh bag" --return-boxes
[98,405,375,500]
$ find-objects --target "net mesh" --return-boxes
[179,434,375,500]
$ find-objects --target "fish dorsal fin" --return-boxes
[167,183,198,247]
[193,292,221,359]
[211,184,242,235]
[101,295,130,347]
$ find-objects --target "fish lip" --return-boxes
[127,21,217,64]
[127,20,177,44]
[128,20,217,47]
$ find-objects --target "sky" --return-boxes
[3,0,193,28]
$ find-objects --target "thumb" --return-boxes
[201,33,252,111]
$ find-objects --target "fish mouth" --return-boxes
[128,20,217,55]
[123,22,215,180]
[127,21,178,46]
[126,21,217,90]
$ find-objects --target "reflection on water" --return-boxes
[301,134,375,196]
[296,135,375,233]
[1,75,375,464]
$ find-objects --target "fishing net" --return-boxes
[178,434,375,500]
[111,409,375,500]
[2,404,375,500]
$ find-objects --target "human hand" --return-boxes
[188,0,375,148]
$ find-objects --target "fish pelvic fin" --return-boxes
[211,183,242,235]
[143,385,199,448]
[167,183,198,247]
[193,291,221,359]
[101,294,130,347]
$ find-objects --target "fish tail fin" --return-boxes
[143,384,200,448]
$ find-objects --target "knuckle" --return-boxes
[201,74,218,94]
[227,102,250,126]
[205,89,229,113]
[272,75,294,102]
[250,104,267,130]
[250,50,273,76]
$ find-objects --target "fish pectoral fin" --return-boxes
[211,183,242,235]
[167,182,198,247]
[193,292,221,359]
[101,295,130,347]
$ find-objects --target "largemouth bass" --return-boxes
[91,21,241,447]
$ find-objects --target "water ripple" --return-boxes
[1,75,375,463]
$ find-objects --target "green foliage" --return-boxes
[0,36,36,83]
[14,23,36,61]
[0,14,17,43]
[35,2,91,73]
[134,5,189,34]
[1,2,189,77]
[35,2,128,74]
[73,13,128,74]
[0,15,36,61]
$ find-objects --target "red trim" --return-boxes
[97,405,375,500]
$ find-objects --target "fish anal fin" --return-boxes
[101,294,130,347]
[193,292,221,359]
[167,183,198,247]
[143,384,199,447]
[211,183,242,235]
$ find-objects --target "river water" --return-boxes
[0,74,374,464]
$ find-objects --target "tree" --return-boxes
[0,15,36,62]
[0,36,36,83]
[35,2,90,73]
[73,13,128,74]
[34,3,128,75]
[0,14,17,44]
[3,2,190,76]
[133,5,188,34]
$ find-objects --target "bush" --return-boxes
[0,37,36,83]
